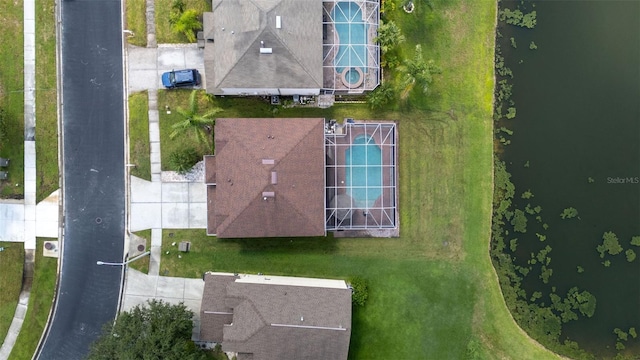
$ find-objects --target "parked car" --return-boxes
[161,69,200,88]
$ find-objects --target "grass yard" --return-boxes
[0,242,24,344]
[129,92,151,180]
[0,0,24,198]
[35,0,59,202]
[8,239,57,360]
[125,0,148,47]
[154,0,211,44]
[156,1,561,358]
[157,90,214,171]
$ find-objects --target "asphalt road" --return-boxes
[37,0,126,358]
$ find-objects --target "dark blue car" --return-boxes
[161,69,200,88]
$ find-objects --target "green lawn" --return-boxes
[8,239,57,360]
[129,230,151,274]
[0,242,24,343]
[0,0,25,198]
[126,0,148,47]
[129,92,151,180]
[35,0,59,202]
[154,0,211,44]
[157,90,213,171]
[156,1,561,358]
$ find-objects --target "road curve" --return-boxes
[36,0,126,358]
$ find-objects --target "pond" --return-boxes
[498,0,640,356]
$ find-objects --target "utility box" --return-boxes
[179,241,191,252]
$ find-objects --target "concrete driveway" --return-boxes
[122,269,204,340]
[127,45,205,92]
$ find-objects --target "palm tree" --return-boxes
[170,9,202,43]
[374,20,405,53]
[170,90,222,148]
[397,44,441,100]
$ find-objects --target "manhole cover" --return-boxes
[95,217,103,224]
[45,242,53,250]
[137,244,145,252]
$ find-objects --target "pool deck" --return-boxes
[325,122,398,234]
[322,0,380,92]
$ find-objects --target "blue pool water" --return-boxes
[344,68,361,85]
[346,135,382,208]
[333,1,367,71]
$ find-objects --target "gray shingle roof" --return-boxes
[200,274,352,360]
[203,0,323,93]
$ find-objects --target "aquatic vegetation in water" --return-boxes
[560,207,579,219]
[511,209,527,233]
[499,8,537,28]
[577,266,584,273]
[625,249,636,262]
[597,231,623,258]
[521,189,534,199]
[529,41,538,50]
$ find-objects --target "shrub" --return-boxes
[169,148,200,174]
[348,276,368,307]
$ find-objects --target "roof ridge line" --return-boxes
[267,27,323,88]
[215,0,265,88]
[271,120,325,231]
[216,134,265,235]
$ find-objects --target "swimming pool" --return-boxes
[333,2,367,71]
[345,134,382,208]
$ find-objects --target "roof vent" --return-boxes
[260,47,272,54]
[262,191,275,198]
[262,159,275,165]
[276,16,282,29]
[271,171,278,184]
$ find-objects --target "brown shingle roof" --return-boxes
[208,118,326,238]
[200,273,352,360]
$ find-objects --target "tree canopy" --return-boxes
[397,44,441,99]
[170,90,222,148]
[87,300,207,360]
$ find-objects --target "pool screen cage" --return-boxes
[325,122,397,231]
[323,0,380,93]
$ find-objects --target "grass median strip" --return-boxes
[125,0,147,47]
[35,0,59,202]
[129,91,151,180]
[0,242,24,344]
[0,0,25,198]
[8,239,57,360]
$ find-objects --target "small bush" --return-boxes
[169,148,200,174]
[348,276,368,307]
